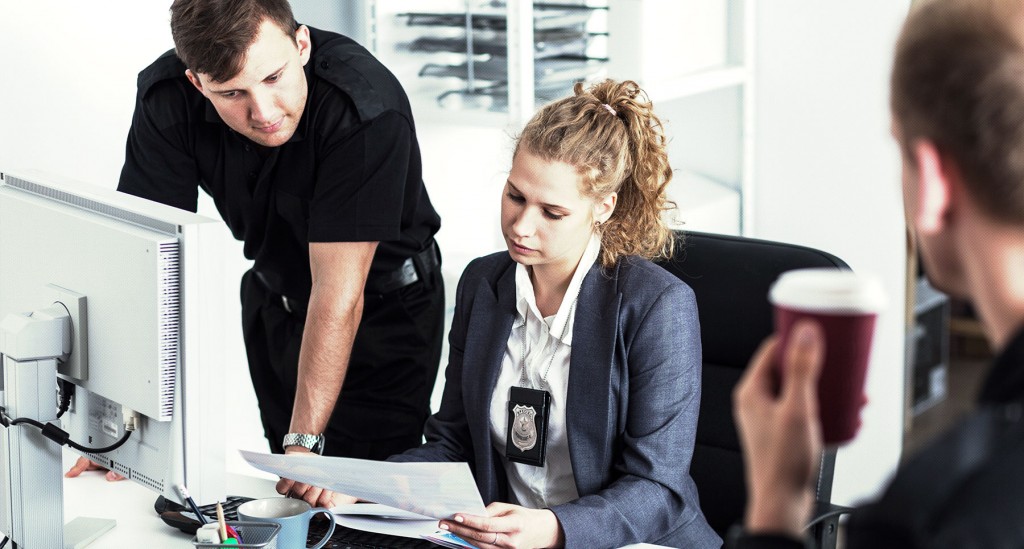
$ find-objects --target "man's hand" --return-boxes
[439,502,565,549]
[734,320,825,538]
[64,456,125,481]
[274,446,355,509]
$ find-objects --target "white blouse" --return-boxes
[488,234,601,509]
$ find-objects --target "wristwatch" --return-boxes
[282,433,325,455]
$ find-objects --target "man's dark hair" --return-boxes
[892,0,1024,225]
[170,0,298,83]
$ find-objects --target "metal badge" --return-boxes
[511,404,538,452]
[506,386,550,467]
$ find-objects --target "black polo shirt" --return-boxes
[118,27,440,301]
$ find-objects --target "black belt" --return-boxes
[255,241,440,315]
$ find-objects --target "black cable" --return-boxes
[9,417,44,429]
[68,430,132,454]
[7,416,133,454]
[0,534,9,548]
[56,379,74,419]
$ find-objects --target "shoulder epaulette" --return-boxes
[137,49,187,100]
[312,35,393,122]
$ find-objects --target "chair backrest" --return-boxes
[656,230,849,536]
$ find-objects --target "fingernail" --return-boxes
[454,516,464,523]
[439,523,450,530]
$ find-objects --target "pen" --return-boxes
[175,484,208,525]
[215,502,228,543]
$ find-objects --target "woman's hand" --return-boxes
[439,502,564,549]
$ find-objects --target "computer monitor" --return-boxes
[0,171,228,547]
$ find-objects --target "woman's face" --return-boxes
[501,150,615,279]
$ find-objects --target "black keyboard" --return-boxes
[155,495,254,534]
[308,520,436,549]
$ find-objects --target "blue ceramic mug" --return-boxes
[237,497,336,549]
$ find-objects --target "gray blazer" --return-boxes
[393,252,721,549]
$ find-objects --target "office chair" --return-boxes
[656,230,850,549]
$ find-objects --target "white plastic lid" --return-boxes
[769,268,887,314]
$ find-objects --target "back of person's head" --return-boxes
[893,0,1024,225]
[170,0,298,82]
[515,79,675,267]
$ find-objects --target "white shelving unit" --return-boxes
[604,0,755,236]
[669,170,742,236]
[294,0,754,236]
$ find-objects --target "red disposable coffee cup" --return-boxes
[769,269,886,446]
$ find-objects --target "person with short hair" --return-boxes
[390,79,720,549]
[731,0,1024,547]
[65,0,445,508]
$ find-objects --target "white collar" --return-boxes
[513,233,601,346]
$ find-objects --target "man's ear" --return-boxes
[185,69,204,94]
[911,139,954,235]
[295,25,312,66]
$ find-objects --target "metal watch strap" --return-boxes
[282,433,325,455]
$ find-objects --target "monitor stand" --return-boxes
[0,308,115,548]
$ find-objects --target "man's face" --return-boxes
[186,20,311,148]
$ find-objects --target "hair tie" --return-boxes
[602,103,617,116]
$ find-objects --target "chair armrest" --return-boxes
[806,501,853,549]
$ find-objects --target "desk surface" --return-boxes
[62,453,279,549]
[56,451,670,549]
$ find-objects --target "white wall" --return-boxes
[0,2,270,476]
[753,1,911,504]
[0,3,170,180]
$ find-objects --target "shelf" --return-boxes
[409,92,512,127]
[641,65,747,104]
[389,2,607,117]
[666,169,740,235]
[398,7,595,32]
[374,0,752,233]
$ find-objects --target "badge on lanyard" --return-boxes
[506,385,551,467]
[505,296,576,468]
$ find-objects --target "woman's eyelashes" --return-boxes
[506,192,565,221]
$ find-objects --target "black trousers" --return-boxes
[240,265,444,460]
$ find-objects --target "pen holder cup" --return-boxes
[192,521,281,548]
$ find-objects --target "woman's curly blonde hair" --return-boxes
[514,79,675,267]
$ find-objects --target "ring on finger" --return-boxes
[493,532,498,544]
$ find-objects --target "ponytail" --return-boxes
[514,79,675,267]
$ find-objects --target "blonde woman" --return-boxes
[393,80,718,549]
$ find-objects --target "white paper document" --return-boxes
[332,503,432,520]
[333,512,438,539]
[331,504,477,546]
[239,450,487,520]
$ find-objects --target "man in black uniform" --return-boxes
[76,0,444,506]
[730,0,1024,547]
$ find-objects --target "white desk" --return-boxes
[60,458,279,548]
[53,451,671,549]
